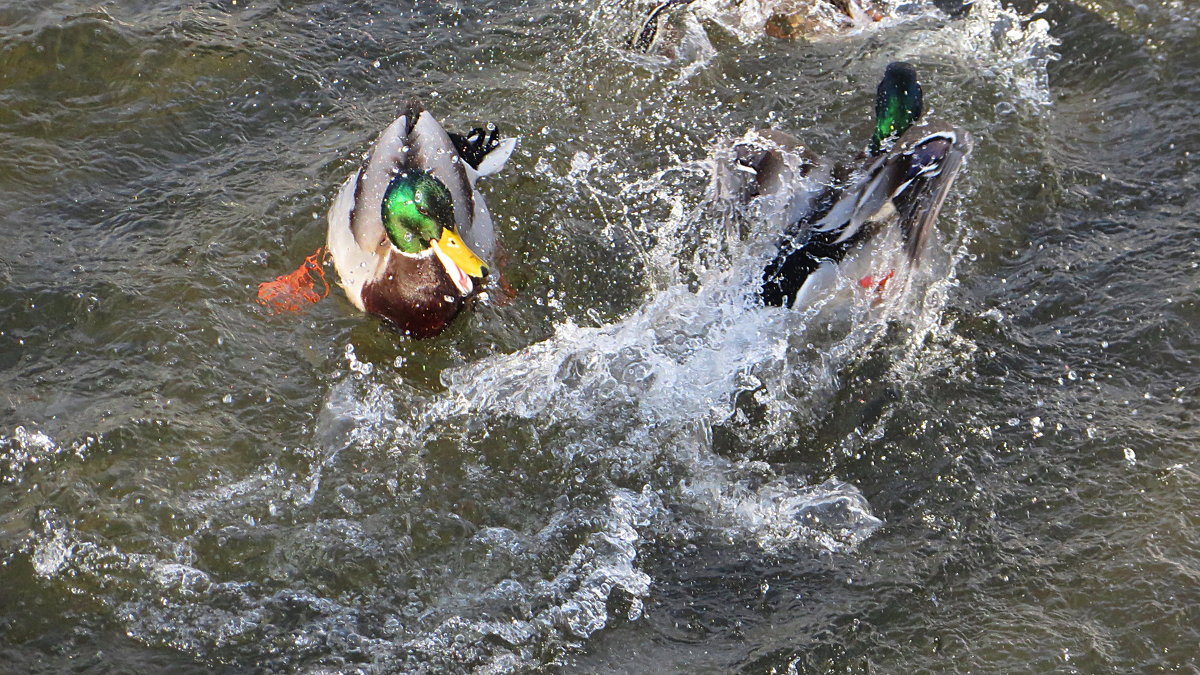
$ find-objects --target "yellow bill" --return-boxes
[429,229,488,294]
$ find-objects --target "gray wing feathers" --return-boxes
[896,130,971,260]
[348,114,411,251]
[409,111,477,237]
[812,155,899,244]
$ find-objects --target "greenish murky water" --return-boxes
[1,0,1197,672]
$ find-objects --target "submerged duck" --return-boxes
[718,62,972,307]
[630,0,878,53]
[629,0,969,54]
[325,102,516,338]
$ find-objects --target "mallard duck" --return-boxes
[325,101,516,338]
[731,62,972,307]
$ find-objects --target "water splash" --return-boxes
[900,0,1059,109]
[3,0,1066,670]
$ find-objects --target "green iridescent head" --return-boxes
[381,169,456,254]
[870,62,924,156]
[380,169,488,284]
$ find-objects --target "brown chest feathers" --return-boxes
[360,253,474,339]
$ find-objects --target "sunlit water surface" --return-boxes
[1,0,1198,672]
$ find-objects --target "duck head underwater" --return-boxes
[258,102,515,339]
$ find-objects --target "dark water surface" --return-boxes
[1,0,1198,672]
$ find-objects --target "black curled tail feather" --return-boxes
[449,123,502,170]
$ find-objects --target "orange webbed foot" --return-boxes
[257,247,330,314]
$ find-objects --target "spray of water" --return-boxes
[6,1,1059,670]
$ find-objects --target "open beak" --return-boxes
[429,229,488,295]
